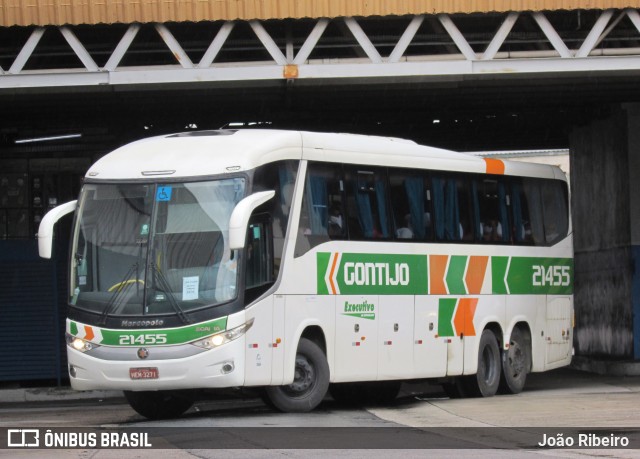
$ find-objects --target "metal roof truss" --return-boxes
[1,8,640,89]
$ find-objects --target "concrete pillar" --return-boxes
[570,106,633,359]
[626,104,640,359]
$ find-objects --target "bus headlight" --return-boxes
[65,332,99,353]
[191,318,254,350]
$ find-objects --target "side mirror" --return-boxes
[38,200,78,259]
[228,191,275,250]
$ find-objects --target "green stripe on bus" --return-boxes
[316,252,331,295]
[446,255,468,295]
[438,298,457,337]
[318,252,428,295]
[491,257,573,295]
[317,252,572,296]
[491,256,509,294]
[72,317,228,346]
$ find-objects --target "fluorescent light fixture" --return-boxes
[15,133,82,144]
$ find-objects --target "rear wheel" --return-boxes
[123,390,194,420]
[264,338,329,412]
[464,329,501,397]
[499,326,530,394]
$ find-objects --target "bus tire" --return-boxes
[464,329,501,397]
[264,338,329,412]
[123,390,194,420]
[499,326,530,394]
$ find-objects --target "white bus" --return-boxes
[39,130,573,419]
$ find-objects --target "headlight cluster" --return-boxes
[65,332,100,353]
[191,319,254,350]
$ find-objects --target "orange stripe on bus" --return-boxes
[454,298,478,337]
[84,325,94,341]
[429,255,448,294]
[465,256,489,294]
[484,158,505,175]
[328,252,339,295]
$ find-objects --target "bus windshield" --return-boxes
[70,178,246,319]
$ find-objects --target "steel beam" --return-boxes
[104,24,141,71]
[344,17,383,64]
[155,24,194,68]
[198,21,235,68]
[2,10,640,90]
[250,21,287,65]
[388,15,424,63]
[9,28,45,74]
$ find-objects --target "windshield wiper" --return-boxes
[99,263,141,325]
[151,262,190,324]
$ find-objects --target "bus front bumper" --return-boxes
[66,338,246,391]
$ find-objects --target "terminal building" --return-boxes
[1,0,640,383]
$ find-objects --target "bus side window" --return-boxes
[346,168,390,240]
[542,180,569,245]
[252,160,299,274]
[388,170,432,241]
[433,174,473,242]
[245,216,273,304]
[294,162,345,257]
[518,178,545,246]
[476,177,511,243]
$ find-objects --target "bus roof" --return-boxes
[86,129,564,181]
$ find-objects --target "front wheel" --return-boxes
[124,390,194,420]
[464,329,501,397]
[264,338,329,412]
[499,326,530,394]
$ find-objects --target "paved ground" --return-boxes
[1,366,639,458]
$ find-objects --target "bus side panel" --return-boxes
[244,297,273,386]
[414,296,447,378]
[283,295,335,384]
[544,295,573,369]
[334,295,378,382]
[378,295,414,380]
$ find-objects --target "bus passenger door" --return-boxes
[378,295,414,380]
[334,295,378,382]
[414,296,447,377]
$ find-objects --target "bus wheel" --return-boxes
[265,338,329,412]
[499,327,530,394]
[123,390,194,420]
[464,329,501,397]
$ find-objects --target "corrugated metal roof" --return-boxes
[2,1,640,27]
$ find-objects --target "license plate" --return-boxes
[129,367,159,380]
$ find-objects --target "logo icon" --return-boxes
[137,348,149,359]
[8,429,39,447]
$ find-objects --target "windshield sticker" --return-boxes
[182,276,199,301]
[156,186,172,202]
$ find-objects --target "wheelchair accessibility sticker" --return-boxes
[156,186,172,201]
